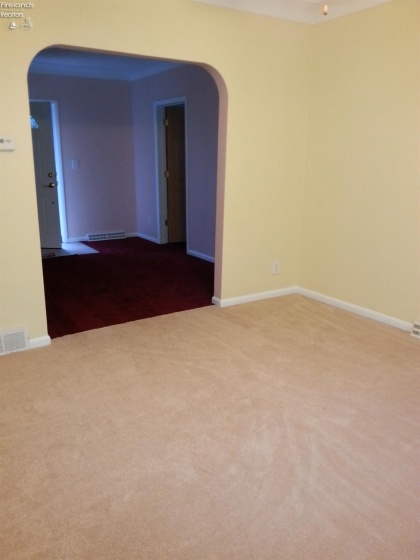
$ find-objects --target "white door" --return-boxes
[30,101,61,249]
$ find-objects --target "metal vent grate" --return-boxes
[87,231,126,242]
[411,322,420,339]
[0,328,29,355]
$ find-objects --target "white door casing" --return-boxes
[154,97,188,246]
[30,101,62,248]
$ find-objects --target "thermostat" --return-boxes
[0,137,16,151]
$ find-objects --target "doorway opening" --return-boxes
[155,98,187,246]
[27,46,227,337]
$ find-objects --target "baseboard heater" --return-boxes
[87,231,126,242]
[0,327,29,356]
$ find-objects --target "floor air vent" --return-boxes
[411,321,420,339]
[88,231,126,242]
[0,328,29,355]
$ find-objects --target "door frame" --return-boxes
[153,96,188,247]
[30,99,68,243]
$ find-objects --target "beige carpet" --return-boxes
[1,295,419,559]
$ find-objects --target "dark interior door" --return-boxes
[165,104,186,243]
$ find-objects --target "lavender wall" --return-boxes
[28,64,219,258]
[132,64,219,260]
[28,74,137,240]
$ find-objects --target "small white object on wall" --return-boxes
[0,137,15,151]
[411,321,420,339]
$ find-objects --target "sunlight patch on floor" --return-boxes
[41,242,98,259]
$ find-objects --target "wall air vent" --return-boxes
[0,328,29,355]
[87,231,126,242]
[411,321,420,339]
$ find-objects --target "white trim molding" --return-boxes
[193,0,394,25]
[188,249,215,263]
[213,286,412,332]
[212,287,297,308]
[30,335,51,350]
[153,97,188,246]
[136,232,160,244]
[296,288,412,332]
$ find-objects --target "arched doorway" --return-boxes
[27,46,227,337]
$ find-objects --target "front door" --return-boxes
[30,101,61,249]
[165,104,186,243]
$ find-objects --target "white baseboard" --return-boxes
[22,288,412,352]
[212,287,298,308]
[296,288,412,332]
[213,286,412,332]
[67,234,214,260]
[66,236,88,243]
[187,249,215,263]
[30,335,51,350]
[136,232,160,243]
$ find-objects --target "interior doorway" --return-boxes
[27,47,227,338]
[155,98,188,245]
[30,100,67,249]
[165,104,186,243]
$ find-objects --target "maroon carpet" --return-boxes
[42,237,214,338]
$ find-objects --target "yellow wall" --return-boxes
[301,0,420,322]
[0,0,418,342]
[0,0,312,339]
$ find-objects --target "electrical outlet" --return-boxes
[272,260,280,275]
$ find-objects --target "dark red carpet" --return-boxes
[42,237,214,338]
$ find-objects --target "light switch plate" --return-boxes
[0,137,16,151]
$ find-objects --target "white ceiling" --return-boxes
[29,1,394,81]
[194,0,394,24]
